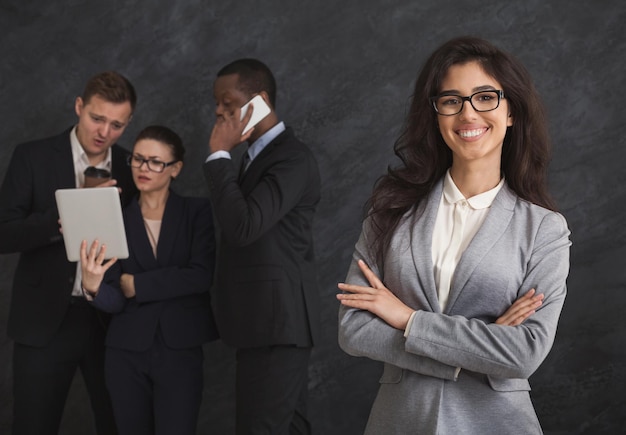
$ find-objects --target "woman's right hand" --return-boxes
[337,259,415,330]
[80,239,117,296]
[495,288,544,326]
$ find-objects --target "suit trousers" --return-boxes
[12,297,117,435]
[104,328,204,435]
[235,345,311,435]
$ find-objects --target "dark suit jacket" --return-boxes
[204,127,321,348]
[0,128,136,346]
[91,192,218,350]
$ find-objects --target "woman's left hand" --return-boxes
[337,259,415,330]
[495,288,543,326]
[120,273,136,298]
[80,240,117,296]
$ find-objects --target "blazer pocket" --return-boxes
[487,376,531,392]
[232,265,288,336]
[379,363,403,384]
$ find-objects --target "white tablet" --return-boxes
[55,187,129,262]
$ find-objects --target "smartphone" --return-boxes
[240,95,272,134]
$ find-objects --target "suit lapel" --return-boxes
[408,180,443,313]
[125,192,183,269]
[53,130,77,189]
[239,129,287,188]
[124,198,158,271]
[110,145,128,176]
[444,183,517,313]
[111,145,138,206]
[237,150,250,183]
[156,191,183,266]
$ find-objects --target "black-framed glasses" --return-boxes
[430,90,505,116]
[127,155,178,173]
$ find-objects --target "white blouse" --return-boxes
[432,171,504,311]
[404,171,503,343]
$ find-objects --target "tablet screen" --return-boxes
[55,187,129,262]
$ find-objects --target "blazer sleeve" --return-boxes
[338,218,459,381]
[404,212,571,379]
[90,261,127,313]
[0,144,61,253]
[203,148,315,246]
[339,211,570,381]
[133,200,215,303]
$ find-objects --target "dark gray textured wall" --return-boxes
[1,0,624,433]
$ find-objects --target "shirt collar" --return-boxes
[443,169,504,210]
[246,121,286,162]
[70,125,112,169]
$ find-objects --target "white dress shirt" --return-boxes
[70,126,112,296]
[206,121,286,167]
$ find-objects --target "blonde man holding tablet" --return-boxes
[0,71,137,435]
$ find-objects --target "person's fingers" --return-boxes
[101,257,118,273]
[357,260,384,289]
[88,239,100,261]
[337,282,377,295]
[95,244,107,264]
[80,240,88,263]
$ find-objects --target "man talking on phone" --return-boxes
[204,58,321,435]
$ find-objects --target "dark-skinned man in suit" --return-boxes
[204,59,321,435]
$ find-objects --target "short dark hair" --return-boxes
[82,71,137,113]
[217,59,277,108]
[134,125,185,162]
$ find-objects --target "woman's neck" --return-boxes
[449,163,501,198]
[138,189,169,221]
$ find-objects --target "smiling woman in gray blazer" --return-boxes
[337,37,571,435]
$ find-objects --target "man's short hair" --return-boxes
[82,71,137,113]
[217,59,277,108]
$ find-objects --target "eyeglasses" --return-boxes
[430,90,505,116]
[127,155,178,173]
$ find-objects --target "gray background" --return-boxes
[1,0,624,434]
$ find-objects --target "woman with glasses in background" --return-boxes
[80,125,218,435]
[337,37,571,434]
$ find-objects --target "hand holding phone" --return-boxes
[240,95,271,135]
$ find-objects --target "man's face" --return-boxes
[213,74,251,119]
[74,94,132,164]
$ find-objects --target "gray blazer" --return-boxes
[338,179,571,435]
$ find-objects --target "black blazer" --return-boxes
[91,192,218,350]
[0,128,136,346]
[204,127,321,348]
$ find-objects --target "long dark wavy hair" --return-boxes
[367,36,557,260]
